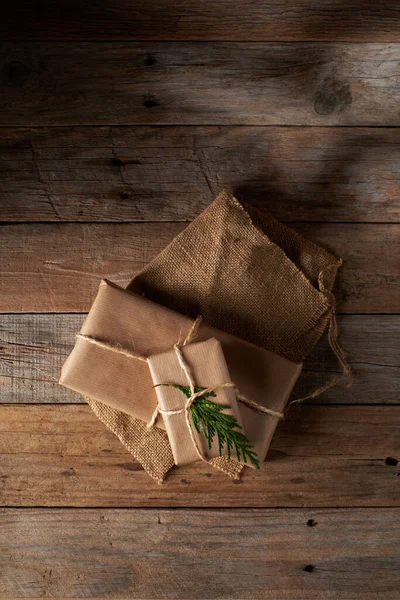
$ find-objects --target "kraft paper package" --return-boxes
[147,337,245,466]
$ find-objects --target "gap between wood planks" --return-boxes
[1,505,399,510]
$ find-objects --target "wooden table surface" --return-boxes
[1,2,399,598]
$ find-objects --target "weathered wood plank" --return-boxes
[3,0,400,42]
[1,126,400,223]
[0,405,399,508]
[0,223,398,313]
[1,314,398,404]
[300,314,400,403]
[1,43,400,126]
[0,313,85,404]
[0,222,181,312]
[1,507,399,599]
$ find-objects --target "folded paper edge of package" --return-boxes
[60,279,303,467]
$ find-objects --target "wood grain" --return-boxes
[1,43,400,126]
[3,0,400,42]
[1,4,398,599]
[0,404,399,508]
[1,314,398,404]
[0,222,398,313]
[1,507,399,599]
[0,222,181,312]
[1,126,400,223]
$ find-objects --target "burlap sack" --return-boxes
[87,191,350,482]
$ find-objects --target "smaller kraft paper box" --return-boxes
[148,338,244,466]
[60,280,302,472]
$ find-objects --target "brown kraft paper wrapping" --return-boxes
[148,338,243,465]
[60,280,302,475]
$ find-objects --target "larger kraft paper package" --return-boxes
[86,191,349,482]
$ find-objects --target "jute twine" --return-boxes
[287,270,353,407]
[77,316,285,465]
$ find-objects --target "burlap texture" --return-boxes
[87,397,242,482]
[86,397,174,484]
[88,191,342,482]
[130,192,341,363]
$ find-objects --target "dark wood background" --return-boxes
[0,2,399,598]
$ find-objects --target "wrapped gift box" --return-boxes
[148,338,244,465]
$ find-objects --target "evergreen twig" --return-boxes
[158,384,260,469]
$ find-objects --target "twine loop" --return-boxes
[287,265,353,409]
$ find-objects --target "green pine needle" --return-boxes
[156,384,260,469]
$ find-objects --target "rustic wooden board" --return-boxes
[1,314,398,404]
[1,5,398,600]
[3,1,400,42]
[1,126,400,223]
[1,43,400,126]
[1,507,399,598]
[0,223,398,313]
[1,404,399,508]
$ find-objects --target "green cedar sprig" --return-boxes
[157,384,260,469]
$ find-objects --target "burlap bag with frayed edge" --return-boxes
[86,191,350,483]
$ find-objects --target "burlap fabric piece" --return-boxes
[86,398,242,483]
[87,191,344,482]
